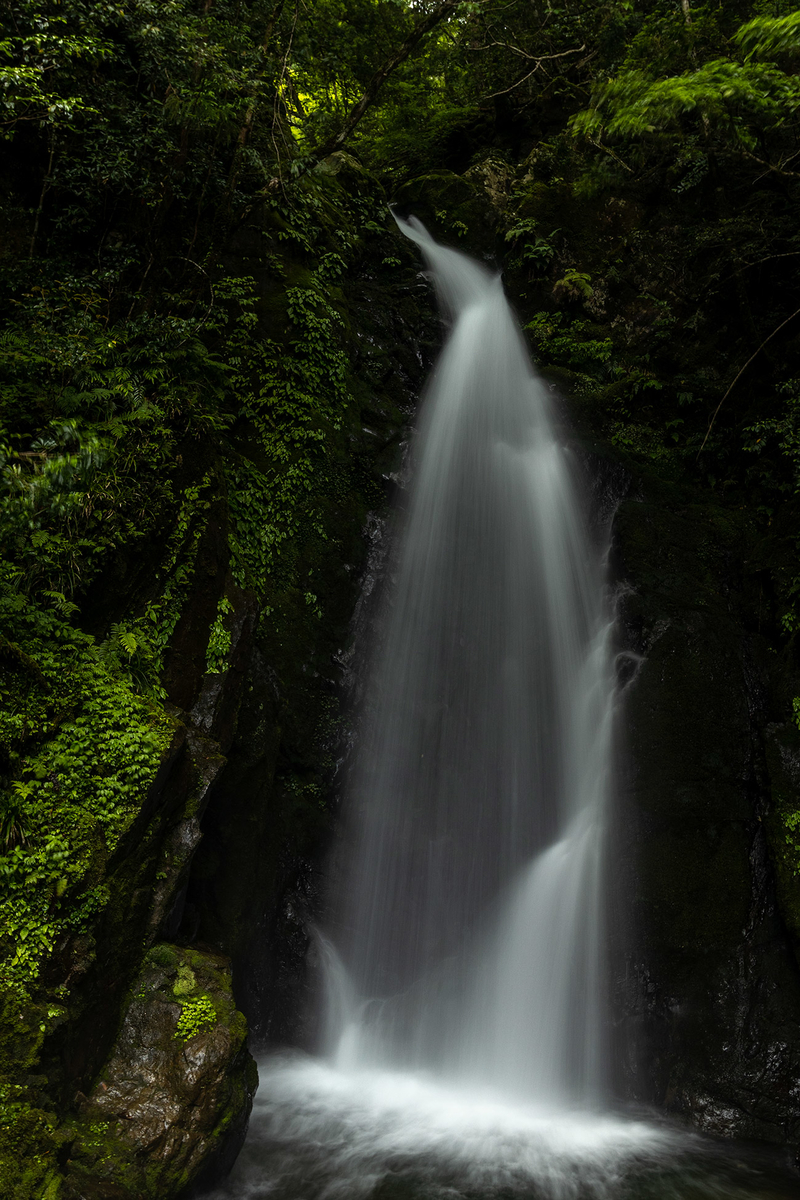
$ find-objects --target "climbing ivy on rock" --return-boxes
[225,267,352,596]
[0,568,174,1006]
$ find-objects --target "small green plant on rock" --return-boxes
[174,995,217,1042]
[504,218,561,272]
[205,598,234,675]
[553,268,594,303]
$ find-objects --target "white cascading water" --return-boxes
[324,215,611,1106]
[205,221,796,1200]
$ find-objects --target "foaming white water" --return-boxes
[204,1057,800,1200]
[210,1056,679,1200]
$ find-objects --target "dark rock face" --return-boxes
[173,222,439,1053]
[612,482,800,1147]
[65,945,257,1199]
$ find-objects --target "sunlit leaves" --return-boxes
[571,7,800,176]
[572,60,800,142]
[737,11,800,61]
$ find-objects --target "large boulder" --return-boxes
[64,945,257,1199]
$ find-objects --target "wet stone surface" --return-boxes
[64,944,257,1199]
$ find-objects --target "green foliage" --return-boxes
[504,219,561,273]
[526,312,614,378]
[0,784,30,852]
[744,380,800,493]
[554,269,594,302]
[0,282,230,599]
[222,250,353,596]
[572,59,800,148]
[737,11,800,59]
[571,6,800,177]
[97,621,165,700]
[174,994,216,1041]
[205,599,234,676]
[0,565,174,998]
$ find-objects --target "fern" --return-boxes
[43,590,79,618]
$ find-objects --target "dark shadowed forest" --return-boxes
[3,2,800,1196]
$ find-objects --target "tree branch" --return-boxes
[697,305,800,458]
[29,132,56,258]
[588,135,633,173]
[738,144,800,179]
[483,44,586,100]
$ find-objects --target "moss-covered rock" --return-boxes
[63,944,256,1199]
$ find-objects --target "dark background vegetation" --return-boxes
[3,0,800,1194]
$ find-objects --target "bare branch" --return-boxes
[697,305,800,458]
[738,145,800,179]
[483,44,586,100]
[470,36,577,63]
[588,136,634,173]
[29,132,56,259]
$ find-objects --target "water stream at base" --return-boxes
[204,222,800,1199]
[207,1055,798,1200]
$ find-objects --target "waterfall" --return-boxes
[324,216,613,1107]
[203,220,799,1200]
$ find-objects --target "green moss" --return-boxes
[0,571,174,1005]
[147,943,180,971]
[0,1080,64,1200]
[0,564,185,1194]
[172,963,197,998]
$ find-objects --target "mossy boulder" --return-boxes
[63,945,256,1199]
